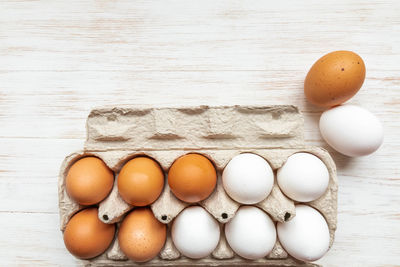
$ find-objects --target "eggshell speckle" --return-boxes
[304,51,366,107]
[118,208,167,262]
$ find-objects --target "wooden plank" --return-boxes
[0,138,83,213]
[0,0,399,71]
[0,212,78,266]
[0,70,398,139]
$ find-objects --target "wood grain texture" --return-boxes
[0,0,399,266]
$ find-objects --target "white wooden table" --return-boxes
[1,1,399,266]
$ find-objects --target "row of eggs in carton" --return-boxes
[61,150,335,264]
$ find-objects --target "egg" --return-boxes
[277,205,330,262]
[118,157,164,206]
[225,206,276,260]
[304,51,366,107]
[320,105,384,157]
[168,153,217,203]
[66,157,114,205]
[222,153,274,204]
[171,206,220,259]
[118,208,167,262]
[63,208,115,259]
[277,153,329,202]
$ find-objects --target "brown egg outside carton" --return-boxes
[58,105,337,266]
[304,50,366,108]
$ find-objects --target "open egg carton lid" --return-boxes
[59,105,337,267]
[84,105,305,151]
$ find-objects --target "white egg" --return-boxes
[277,153,329,202]
[277,205,330,262]
[320,105,384,157]
[225,206,276,260]
[171,206,220,259]
[222,153,274,204]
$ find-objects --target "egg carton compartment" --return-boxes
[58,105,337,266]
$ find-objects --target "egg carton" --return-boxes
[58,105,338,266]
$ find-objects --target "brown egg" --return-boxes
[63,208,115,259]
[168,153,217,203]
[304,51,366,107]
[118,208,167,262]
[118,157,164,206]
[66,157,114,205]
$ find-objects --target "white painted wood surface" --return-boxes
[0,0,399,266]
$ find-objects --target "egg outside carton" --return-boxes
[58,105,337,266]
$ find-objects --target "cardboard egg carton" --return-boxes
[58,105,337,266]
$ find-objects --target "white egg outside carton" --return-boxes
[319,104,384,157]
[58,105,337,266]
